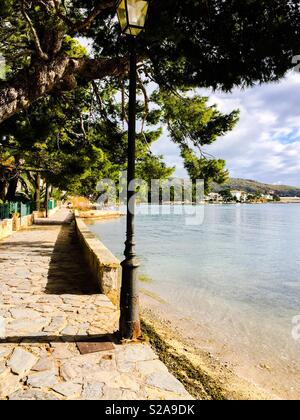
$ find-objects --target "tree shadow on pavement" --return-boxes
[45,223,99,296]
[0,333,119,345]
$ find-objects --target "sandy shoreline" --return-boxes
[78,210,125,219]
[140,292,284,400]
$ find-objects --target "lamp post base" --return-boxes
[119,257,142,340]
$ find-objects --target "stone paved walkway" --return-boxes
[0,209,191,400]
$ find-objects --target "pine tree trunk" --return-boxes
[5,175,19,202]
[34,174,41,211]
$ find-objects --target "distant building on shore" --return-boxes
[261,193,274,200]
[205,192,223,202]
[230,190,248,202]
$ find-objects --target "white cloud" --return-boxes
[152,71,300,187]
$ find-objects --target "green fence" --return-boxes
[48,199,57,210]
[20,202,33,217]
[0,202,34,220]
[0,200,57,220]
[0,203,10,220]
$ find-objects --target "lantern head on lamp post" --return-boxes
[117,0,149,37]
[117,0,149,341]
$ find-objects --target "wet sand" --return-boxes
[140,292,298,400]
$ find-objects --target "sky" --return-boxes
[151,71,300,187]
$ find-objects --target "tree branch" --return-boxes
[0,54,130,124]
[137,71,149,134]
[52,0,74,28]
[21,1,49,61]
[120,77,128,124]
[52,0,116,34]
[92,80,118,127]
[92,81,104,113]
[73,1,116,33]
[79,111,86,138]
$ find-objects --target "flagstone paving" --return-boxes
[0,209,191,400]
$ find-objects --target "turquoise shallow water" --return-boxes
[88,204,300,388]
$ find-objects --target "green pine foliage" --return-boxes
[1,1,299,200]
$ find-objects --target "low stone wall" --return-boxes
[20,214,34,228]
[0,214,34,240]
[0,206,60,240]
[75,217,121,305]
[16,214,34,230]
[33,206,59,221]
[0,219,13,240]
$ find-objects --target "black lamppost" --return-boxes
[117,0,149,340]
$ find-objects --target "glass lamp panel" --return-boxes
[117,0,128,32]
[127,0,149,28]
[126,27,143,36]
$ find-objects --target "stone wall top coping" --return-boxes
[75,217,120,268]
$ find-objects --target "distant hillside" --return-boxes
[212,178,300,197]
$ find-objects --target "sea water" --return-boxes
[88,204,300,396]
